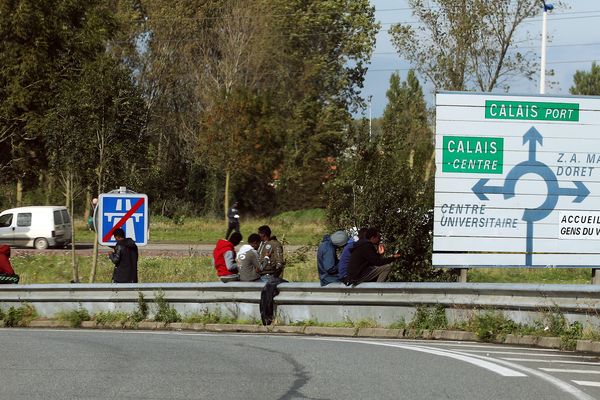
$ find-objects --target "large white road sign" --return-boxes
[434,92,600,267]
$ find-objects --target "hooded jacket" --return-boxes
[347,239,395,284]
[213,239,238,277]
[317,235,340,286]
[109,238,139,283]
[236,244,260,281]
[0,245,15,275]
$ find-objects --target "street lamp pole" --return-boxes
[540,1,554,94]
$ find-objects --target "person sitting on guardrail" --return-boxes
[257,225,285,282]
[237,233,261,282]
[0,244,19,284]
[337,227,367,284]
[347,227,400,285]
[108,228,139,283]
[317,230,348,286]
[213,232,242,282]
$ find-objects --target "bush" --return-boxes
[468,310,519,342]
[408,305,447,331]
[154,291,181,324]
[131,292,149,323]
[94,311,132,327]
[56,307,91,327]
[4,303,38,327]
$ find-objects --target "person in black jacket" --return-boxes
[108,228,139,283]
[225,201,240,239]
[347,227,400,285]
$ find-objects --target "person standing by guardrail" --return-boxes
[347,227,400,285]
[0,245,19,284]
[108,228,139,283]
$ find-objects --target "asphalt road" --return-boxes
[1,329,599,400]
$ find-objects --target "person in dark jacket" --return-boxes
[317,230,348,286]
[347,227,400,285]
[0,244,19,284]
[225,201,240,239]
[338,227,367,284]
[108,228,139,283]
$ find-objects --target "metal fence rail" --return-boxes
[0,282,599,327]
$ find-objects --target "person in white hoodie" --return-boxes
[236,233,262,281]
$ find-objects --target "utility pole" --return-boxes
[540,1,554,94]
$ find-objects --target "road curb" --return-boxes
[14,319,600,355]
[576,339,600,353]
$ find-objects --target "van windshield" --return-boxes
[54,210,63,225]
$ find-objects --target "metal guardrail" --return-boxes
[0,282,599,327]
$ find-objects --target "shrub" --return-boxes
[468,310,519,341]
[154,291,181,324]
[56,307,91,327]
[131,292,149,323]
[4,303,37,327]
[408,304,447,331]
[94,311,132,327]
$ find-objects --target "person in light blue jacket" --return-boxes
[317,230,348,286]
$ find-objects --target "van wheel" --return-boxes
[34,238,49,250]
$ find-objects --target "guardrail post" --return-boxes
[457,268,468,283]
[593,269,600,285]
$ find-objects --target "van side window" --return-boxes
[61,210,70,223]
[0,214,12,228]
[17,213,32,227]
[54,210,63,225]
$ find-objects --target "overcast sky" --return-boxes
[362,0,600,117]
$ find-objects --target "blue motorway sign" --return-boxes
[98,193,149,246]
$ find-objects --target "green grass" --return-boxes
[73,209,328,245]
[12,251,319,284]
[468,267,592,284]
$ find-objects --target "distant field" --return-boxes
[15,208,595,285]
[74,208,328,245]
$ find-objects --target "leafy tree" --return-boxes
[389,0,541,91]
[327,72,450,282]
[271,0,379,210]
[570,63,600,96]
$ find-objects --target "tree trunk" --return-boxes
[83,186,92,222]
[16,178,23,207]
[90,163,104,283]
[68,173,79,283]
[90,233,99,283]
[224,169,230,226]
[424,149,436,182]
[46,174,54,205]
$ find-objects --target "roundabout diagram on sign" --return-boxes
[471,126,590,265]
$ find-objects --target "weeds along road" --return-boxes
[2,329,599,400]
[12,243,305,257]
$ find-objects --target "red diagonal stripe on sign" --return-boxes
[103,198,145,242]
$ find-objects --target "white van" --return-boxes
[0,206,72,249]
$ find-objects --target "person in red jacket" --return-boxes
[0,244,19,284]
[213,232,242,282]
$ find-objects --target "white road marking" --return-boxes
[406,340,564,352]
[464,350,598,359]
[541,368,600,374]
[441,349,597,400]
[572,381,600,388]
[501,358,600,366]
[334,339,527,377]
